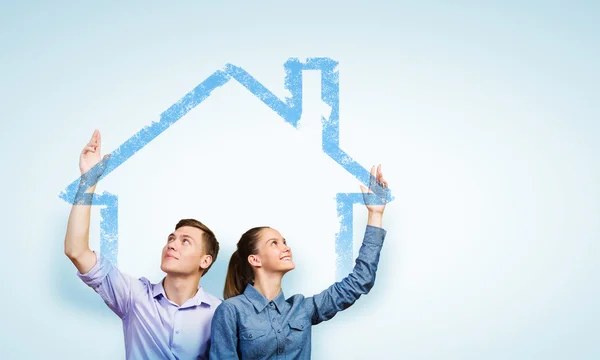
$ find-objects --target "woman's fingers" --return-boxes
[374,164,386,187]
[378,173,388,188]
[368,164,389,191]
[369,165,377,188]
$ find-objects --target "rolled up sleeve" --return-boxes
[77,252,137,319]
[310,225,387,324]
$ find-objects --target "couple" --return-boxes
[65,130,390,359]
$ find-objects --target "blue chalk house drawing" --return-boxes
[58,57,394,280]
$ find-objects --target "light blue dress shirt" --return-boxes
[78,253,222,360]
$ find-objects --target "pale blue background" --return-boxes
[1,1,599,359]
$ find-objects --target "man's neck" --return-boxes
[163,274,201,306]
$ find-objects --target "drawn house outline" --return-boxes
[59,57,394,280]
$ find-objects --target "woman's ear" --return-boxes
[248,254,261,267]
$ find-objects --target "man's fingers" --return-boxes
[86,129,101,153]
[89,129,99,143]
[96,130,102,152]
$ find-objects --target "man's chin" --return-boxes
[161,265,196,277]
[160,263,177,274]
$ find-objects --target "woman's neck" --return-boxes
[253,272,283,301]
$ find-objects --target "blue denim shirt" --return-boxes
[209,225,387,359]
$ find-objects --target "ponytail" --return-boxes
[224,250,253,299]
[223,226,269,300]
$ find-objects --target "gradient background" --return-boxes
[1,1,599,359]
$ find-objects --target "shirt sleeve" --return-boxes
[308,225,387,325]
[77,251,140,319]
[209,302,240,359]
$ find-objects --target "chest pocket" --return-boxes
[287,318,311,352]
[240,328,268,341]
[239,328,269,359]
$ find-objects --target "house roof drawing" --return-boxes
[59,57,394,280]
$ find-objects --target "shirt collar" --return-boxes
[152,279,167,298]
[153,278,214,308]
[243,284,286,313]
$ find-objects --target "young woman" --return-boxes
[210,165,389,359]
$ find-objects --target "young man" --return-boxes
[64,129,221,360]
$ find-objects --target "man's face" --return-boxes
[160,226,210,276]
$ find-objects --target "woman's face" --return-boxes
[254,227,295,274]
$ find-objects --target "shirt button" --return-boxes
[249,334,253,338]
[277,329,281,333]
[278,349,283,354]
[176,331,180,334]
[272,318,276,322]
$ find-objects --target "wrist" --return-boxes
[78,178,97,195]
[79,172,99,192]
[367,211,383,228]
